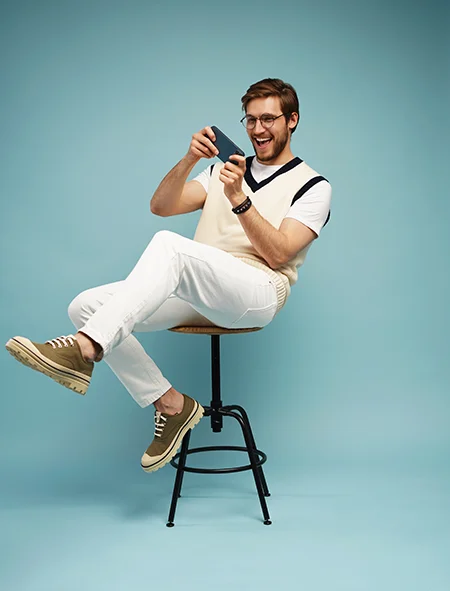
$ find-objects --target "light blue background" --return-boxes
[1,1,449,589]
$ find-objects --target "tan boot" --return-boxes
[141,394,204,472]
[6,335,94,395]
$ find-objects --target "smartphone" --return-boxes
[210,125,245,165]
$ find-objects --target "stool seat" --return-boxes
[169,326,262,335]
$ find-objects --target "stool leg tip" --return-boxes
[264,520,272,526]
[166,522,175,528]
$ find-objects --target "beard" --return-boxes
[253,125,290,163]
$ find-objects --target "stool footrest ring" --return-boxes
[170,445,267,474]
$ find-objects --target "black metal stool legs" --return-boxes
[166,333,272,527]
[166,408,272,526]
[223,404,270,497]
[220,408,272,524]
[166,430,191,527]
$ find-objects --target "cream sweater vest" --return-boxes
[193,156,324,312]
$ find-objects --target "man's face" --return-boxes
[245,96,294,164]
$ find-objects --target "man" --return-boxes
[6,78,331,473]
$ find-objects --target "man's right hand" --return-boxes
[186,126,219,163]
[151,127,216,216]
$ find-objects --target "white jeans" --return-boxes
[68,231,278,407]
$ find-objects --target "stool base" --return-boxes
[166,405,272,526]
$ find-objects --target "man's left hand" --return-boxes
[219,154,247,207]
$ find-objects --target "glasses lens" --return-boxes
[260,116,275,128]
[244,116,256,129]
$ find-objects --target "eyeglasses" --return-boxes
[240,113,289,130]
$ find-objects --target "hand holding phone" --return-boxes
[187,126,219,162]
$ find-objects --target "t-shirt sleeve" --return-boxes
[191,164,214,193]
[283,180,332,236]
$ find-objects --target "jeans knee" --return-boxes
[152,230,191,254]
[152,230,178,245]
[147,230,187,261]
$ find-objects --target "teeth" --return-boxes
[256,138,271,144]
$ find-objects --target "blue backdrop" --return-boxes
[1,1,449,590]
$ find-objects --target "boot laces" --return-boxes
[154,411,167,438]
[45,335,76,349]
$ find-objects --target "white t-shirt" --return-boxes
[192,158,332,236]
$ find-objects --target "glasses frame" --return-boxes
[240,112,290,130]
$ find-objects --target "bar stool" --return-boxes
[166,326,272,527]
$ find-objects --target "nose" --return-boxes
[253,118,266,134]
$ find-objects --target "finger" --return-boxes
[219,170,231,182]
[192,132,219,154]
[219,175,234,185]
[192,145,215,159]
[192,147,214,159]
[203,126,216,142]
[197,127,218,154]
[196,132,219,156]
[224,160,244,173]
[192,138,217,158]
[228,154,245,166]
[219,169,239,182]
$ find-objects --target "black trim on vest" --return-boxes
[291,176,328,205]
[244,156,303,192]
[291,175,331,229]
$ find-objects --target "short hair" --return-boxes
[241,78,300,133]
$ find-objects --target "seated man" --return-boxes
[6,78,332,473]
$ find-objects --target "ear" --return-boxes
[288,112,299,131]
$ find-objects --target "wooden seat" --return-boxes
[169,326,262,336]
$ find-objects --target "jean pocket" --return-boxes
[230,303,278,330]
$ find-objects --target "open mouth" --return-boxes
[254,137,272,149]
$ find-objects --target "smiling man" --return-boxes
[6,78,331,473]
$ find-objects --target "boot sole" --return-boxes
[141,401,204,473]
[5,337,90,395]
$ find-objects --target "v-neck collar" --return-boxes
[244,156,303,192]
